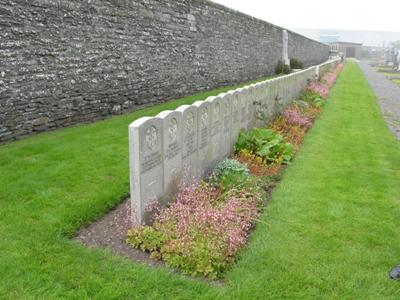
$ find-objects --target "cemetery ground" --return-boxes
[1,62,400,298]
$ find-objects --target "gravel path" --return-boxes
[358,61,400,140]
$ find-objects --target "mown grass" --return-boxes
[1,63,400,298]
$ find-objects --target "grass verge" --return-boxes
[1,63,400,298]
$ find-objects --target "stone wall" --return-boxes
[0,0,329,143]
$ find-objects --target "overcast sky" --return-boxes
[211,0,400,32]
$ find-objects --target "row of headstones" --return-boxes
[129,59,341,225]
[318,59,338,77]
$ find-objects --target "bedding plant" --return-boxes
[127,62,344,279]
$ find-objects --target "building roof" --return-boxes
[330,41,363,46]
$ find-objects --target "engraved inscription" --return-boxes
[166,141,180,160]
[141,151,162,174]
[183,132,195,158]
[211,120,221,136]
[200,127,208,149]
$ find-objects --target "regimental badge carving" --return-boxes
[215,103,221,115]
[224,103,229,115]
[233,98,238,110]
[186,112,194,132]
[145,125,158,150]
[168,118,178,142]
[201,108,208,129]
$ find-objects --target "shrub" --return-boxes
[235,128,293,165]
[290,58,304,69]
[236,149,267,177]
[275,60,291,75]
[210,159,249,190]
[300,90,324,108]
[303,105,322,121]
[269,116,306,148]
[282,105,312,130]
[127,179,262,279]
[306,81,329,99]
[265,163,282,177]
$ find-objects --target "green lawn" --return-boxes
[1,62,400,298]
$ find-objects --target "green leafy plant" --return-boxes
[127,180,263,279]
[235,128,294,165]
[290,58,304,69]
[300,90,324,108]
[275,60,291,75]
[210,159,250,190]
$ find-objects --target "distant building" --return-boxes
[293,28,400,47]
[330,42,363,59]
[319,33,340,44]
[362,46,386,60]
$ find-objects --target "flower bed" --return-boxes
[127,63,344,279]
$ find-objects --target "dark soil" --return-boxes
[74,199,163,267]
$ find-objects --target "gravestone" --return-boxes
[241,86,255,130]
[270,78,278,116]
[206,96,224,165]
[257,82,268,123]
[288,74,294,101]
[193,101,212,178]
[283,76,289,104]
[157,110,182,198]
[220,93,233,157]
[236,88,248,131]
[129,117,164,225]
[176,105,198,183]
[282,30,290,66]
[262,81,274,123]
[254,82,268,126]
[228,90,241,150]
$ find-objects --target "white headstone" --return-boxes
[176,105,198,183]
[262,81,274,123]
[241,86,255,130]
[234,88,248,131]
[193,101,212,178]
[157,110,182,198]
[220,93,233,157]
[129,117,164,225]
[227,91,241,150]
[206,96,224,165]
